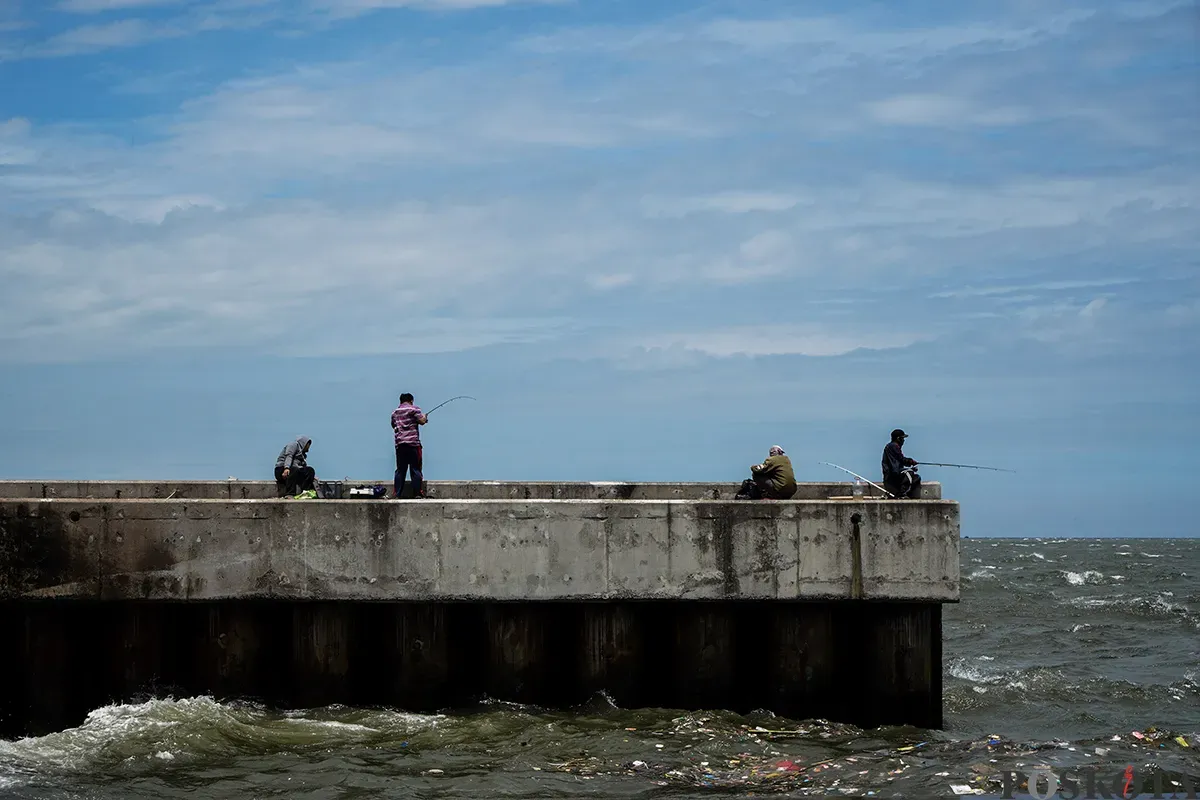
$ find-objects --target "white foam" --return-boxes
[280,719,378,734]
[949,662,997,683]
[1062,570,1104,586]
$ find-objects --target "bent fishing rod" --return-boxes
[425,395,476,416]
[917,461,1016,473]
[818,462,895,499]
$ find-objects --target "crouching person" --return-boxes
[736,445,797,500]
[275,436,316,496]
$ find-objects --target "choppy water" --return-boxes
[2,538,1197,799]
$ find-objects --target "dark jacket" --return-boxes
[276,436,311,470]
[881,441,913,482]
[753,454,797,498]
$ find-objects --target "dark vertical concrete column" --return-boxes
[291,603,354,708]
[99,602,175,703]
[856,602,940,729]
[482,604,572,704]
[365,603,451,711]
[0,602,22,738]
[671,604,736,710]
[764,603,838,720]
[20,603,102,735]
[578,603,645,706]
[188,602,283,703]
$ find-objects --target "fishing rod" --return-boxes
[917,461,1016,473]
[425,395,476,416]
[818,462,895,499]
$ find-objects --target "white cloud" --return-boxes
[40,19,163,55]
[310,0,561,14]
[0,1,1195,363]
[641,191,800,218]
[931,278,1140,299]
[640,324,926,358]
[0,118,37,165]
[57,0,187,13]
[866,93,1028,127]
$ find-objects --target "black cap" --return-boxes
[891,428,908,440]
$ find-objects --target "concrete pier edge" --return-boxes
[0,481,958,736]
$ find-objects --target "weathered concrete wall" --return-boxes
[0,480,941,501]
[0,498,959,602]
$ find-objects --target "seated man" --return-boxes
[275,436,316,496]
[736,445,798,500]
[881,428,922,499]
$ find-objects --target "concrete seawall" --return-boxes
[0,481,958,737]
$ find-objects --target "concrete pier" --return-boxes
[0,481,958,737]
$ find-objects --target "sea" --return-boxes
[1,538,1197,799]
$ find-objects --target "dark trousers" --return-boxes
[275,465,315,496]
[736,478,764,499]
[884,472,922,499]
[394,444,424,497]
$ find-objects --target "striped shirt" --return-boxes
[391,403,423,446]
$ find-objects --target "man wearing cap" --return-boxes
[882,429,921,499]
[735,445,798,500]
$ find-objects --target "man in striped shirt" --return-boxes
[391,393,428,498]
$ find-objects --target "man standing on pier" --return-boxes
[275,436,316,496]
[882,428,921,498]
[391,393,428,498]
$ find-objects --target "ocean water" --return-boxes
[1,538,1197,799]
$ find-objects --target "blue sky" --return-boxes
[0,0,1197,537]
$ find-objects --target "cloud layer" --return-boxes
[1,0,1197,366]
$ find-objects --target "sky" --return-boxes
[0,0,1197,538]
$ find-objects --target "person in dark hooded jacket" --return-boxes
[275,436,316,496]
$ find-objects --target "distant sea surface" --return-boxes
[2,538,1197,799]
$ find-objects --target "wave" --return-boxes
[0,697,444,774]
[1061,570,1105,585]
[1062,592,1198,628]
[945,659,1200,710]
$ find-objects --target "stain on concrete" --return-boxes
[135,538,177,574]
[712,511,739,597]
[0,504,89,597]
